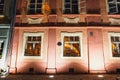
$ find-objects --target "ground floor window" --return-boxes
[23,32,44,57]
[0,41,4,59]
[109,32,120,57]
[61,32,82,57]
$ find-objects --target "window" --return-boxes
[0,28,9,59]
[107,0,120,14]
[0,0,4,14]
[109,33,120,57]
[28,0,42,14]
[0,41,4,59]
[63,0,86,14]
[61,32,82,57]
[23,32,44,57]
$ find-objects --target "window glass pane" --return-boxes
[36,9,41,13]
[72,5,78,13]
[111,36,120,57]
[118,4,120,13]
[0,41,4,59]
[28,9,35,14]
[109,3,116,8]
[109,7,117,13]
[65,4,70,8]
[75,36,79,41]
[0,29,8,36]
[63,36,80,57]
[65,0,70,3]
[72,0,78,4]
[37,0,42,3]
[37,4,41,8]
[108,0,114,2]
[24,36,41,56]
[30,0,35,3]
[30,4,35,8]
[64,9,71,13]
[0,0,4,3]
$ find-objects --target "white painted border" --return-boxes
[108,32,120,59]
[22,32,44,59]
[61,32,83,59]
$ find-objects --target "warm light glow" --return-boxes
[49,75,54,78]
[98,75,104,78]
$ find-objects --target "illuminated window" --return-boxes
[63,0,86,14]
[107,0,120,14]
[23,32,44,56]
[61,32,82,57]
[0,0,4,14]
[0,41,4,59]
[28,0,43,14]
[109,33,120,57]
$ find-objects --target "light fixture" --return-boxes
[97,74,104,78]
[49,75,54,78]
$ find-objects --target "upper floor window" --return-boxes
[63,0,86,14]
[63,0,79,14]
[109,33,120,57]
[107,0,120,14]
[61,32,82,57]
[23,32,44,57]
[0,0,4,15]
[28,0,43,14]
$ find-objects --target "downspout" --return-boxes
[7,0,17,74]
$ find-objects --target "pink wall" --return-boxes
[88,28,105,73]
[46,28,56,74]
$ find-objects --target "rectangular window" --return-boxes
[23,32,44,57]
[107,0,120,14]
[109,33,120,57]
[0,41,4,59]
[63,0,86,14]
[28,0,42,14]
[63,0,79,14]
[61,32,82,57]
[0,0,4,14]
[0,28,9,59]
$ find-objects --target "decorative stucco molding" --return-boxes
[27,18,43,24]
[109,18,120,25]
[63,17,79,23]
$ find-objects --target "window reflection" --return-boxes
[111,36,120,57]
[24,36,41,56]
[63,36,80,57]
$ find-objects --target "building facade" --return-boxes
[0,0,120,77]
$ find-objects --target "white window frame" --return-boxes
[61,32,83,59]
[108,32,120,59]
[62,0,80,14]
[107,0,120,14]
[22,32,44,59]
[28,0,43,14]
